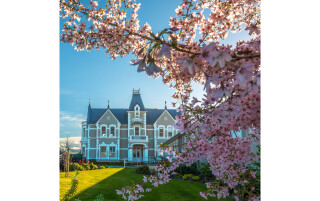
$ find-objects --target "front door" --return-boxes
[133,145,143,162]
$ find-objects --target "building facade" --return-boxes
[80,89,180,162]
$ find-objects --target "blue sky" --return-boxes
[60,0,252,139]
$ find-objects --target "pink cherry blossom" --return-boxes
[60,0,261,200]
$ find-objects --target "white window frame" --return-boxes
[134,126,140,135]
[109,125,116,138]
[167,126,174,138]
[158,126,165,138]
[101,125,107,137]
[100,146,107,158]
[134,105,140,117]
[109,146,116,158]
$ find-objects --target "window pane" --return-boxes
[109,146,115,158]
[110,127,115,136]
[135,127,139,135]
[168,127,173,137]
[159,128,164,137]
[102,127,106,135]
[101,147,106,158]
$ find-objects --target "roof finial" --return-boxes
[107,99,110,109]
[89,98,91,105]
[165,101,167,110]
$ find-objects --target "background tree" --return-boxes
[60,133,74,177]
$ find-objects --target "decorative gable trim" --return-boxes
[154,110,175,124]
[96,109,121,125]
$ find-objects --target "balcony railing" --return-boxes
[131,117,143,124]
[129,129,146,136]
[129,135,148,141]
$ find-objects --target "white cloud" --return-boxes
[60,111,85,129]
[60,111,86,138]
[60,136,81,153]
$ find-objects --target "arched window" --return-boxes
[134,105,140,117]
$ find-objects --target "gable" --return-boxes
[154,110,175,126]
[97,109,119,125]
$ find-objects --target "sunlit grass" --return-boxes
[60,168,124,200]
[59,168,235,201]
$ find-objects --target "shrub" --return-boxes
[89,162,98,170]
[98,165,105,169]
[199,163,216,181]
[172,173,182,179]
[192,176,200,181]
[69,163,85,171]
[81,163,90,170]
[69,163,81,171]
[135,165,151,175]
[183,174,194,180]
[182,175,189,180]
[176,163,199,175]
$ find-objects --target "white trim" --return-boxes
[167,126,174,138]
[134,126,140,135]
[158,126,165,138]
[154,110,175,124]
[134,104,140,117]
[100,124,107,137]
[109,124,117,138]
[96,108,121,125]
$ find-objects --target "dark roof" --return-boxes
[87,107,181,125]
[129,93,145,111]
[146,109,181,124]
[87,108,128,124]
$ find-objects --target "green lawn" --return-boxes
[60,168,235,201]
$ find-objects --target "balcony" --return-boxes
[129,129,146,136]
[129,135,148,142]
[131,117,143,124]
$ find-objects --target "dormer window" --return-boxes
[134,105,140,117]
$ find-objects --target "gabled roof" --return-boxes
[87,108,128,124]
[86,107,181,125]
[146,109,181,124]
[86,90,181,125]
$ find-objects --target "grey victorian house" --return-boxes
[80,89,181,162]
